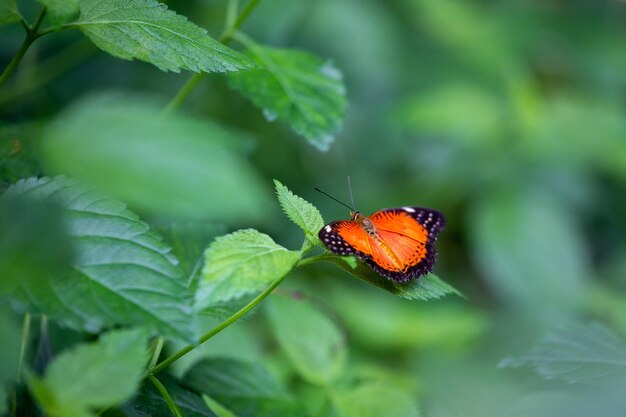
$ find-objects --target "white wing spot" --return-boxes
[403,207,416,213]
[325,225,332,232]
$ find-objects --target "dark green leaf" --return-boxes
[36,0,78,26]
[29,329,148,417]
[124,375,217,417]
[184,358,302,417]
[0,310,20,414]
[195,229,299,310]
[229,39,347,151]
[500,322,626,387]
[1,176,196,342]
[74,0,254,73]
[41,93,272,222]
[266,295,347,385]
[0,0,19,24]
[274,179,324,241]
[325,255,460,300]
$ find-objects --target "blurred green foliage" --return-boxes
[1,0,626,416]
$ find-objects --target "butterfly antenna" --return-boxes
[315,187,354,211]
[347,176,356,211]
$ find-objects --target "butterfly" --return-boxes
[318,206,445,283]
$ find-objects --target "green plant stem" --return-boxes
[16,312,31,383]
[0,7,47,89]
[148,375,183,417]
[148,271,288,375]
[148,336,165,369]
[295,253,337,268]
[163,0,262,112]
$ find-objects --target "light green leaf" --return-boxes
[266,295,347,385]
[36,0,78,26]
[29,329,148,417]
[273,179,324,239]
[126,375,218,417]
[0,0,20,24]
[0,310,20,415]
[203,396,237,417]
[229,38,347,151]
[500,322,626,387]
[333,383,421,417]
[73,0,253,73]
[469,188,588,319]
[41,93,271,222]
[184,358,302,417]
[1,176,196,342]
[196,229,299,310]
[326,255,460,300]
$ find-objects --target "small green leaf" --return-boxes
[332,383,421,417]
[196,229,299,310]
[41,93,271,222]
[203,395,237,417]
[36,0,78,26]
[326,256,460,300]
[229,38,347,151]
[500,322,626,387]
[126,375,218,417]
[0,0,20,24]
[1,176,196,342]
[184,358,302,417]
[29,329,149,417]
[266,295,347,385]
[74,0,253,73]
[274,180,324,239]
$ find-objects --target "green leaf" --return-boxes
[203,396,237,417]
[229,38,347,151]
[36,0,78,26]
[0,310,20,415]
[73,0,254,73]
[332,383,421,417]
[1,176,196,342]
[469,188,588,319]
[326,255,460,300]
[273,179,324,240]
[29,329,148,417]
[125,375,218,417]
[265,295,347,385]
[41,93,272,222]
[500,322,626,387]
[0,0,20,24]
[195,229,299,310]
[184,358,302,417]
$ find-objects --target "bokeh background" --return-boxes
[2,0,626,416]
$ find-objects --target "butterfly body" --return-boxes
[319,207,445,283]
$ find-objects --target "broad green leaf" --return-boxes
[265,295,347,385]
[195,229,299,310]
[332,383,421,417]
[0,0,19,24]
[500,322,626,387]
[125,375,218,417]
[184,358,302,417]
[0,310,20,414]
[1,176,196,342]
[469,188,588,319]
[228,38,347,151]
[36,0,78,26]
[73,0,253,73]
[29,329,148,417]
[274,179,324,240]
[41,93,271,222]
[326,255,460,300]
